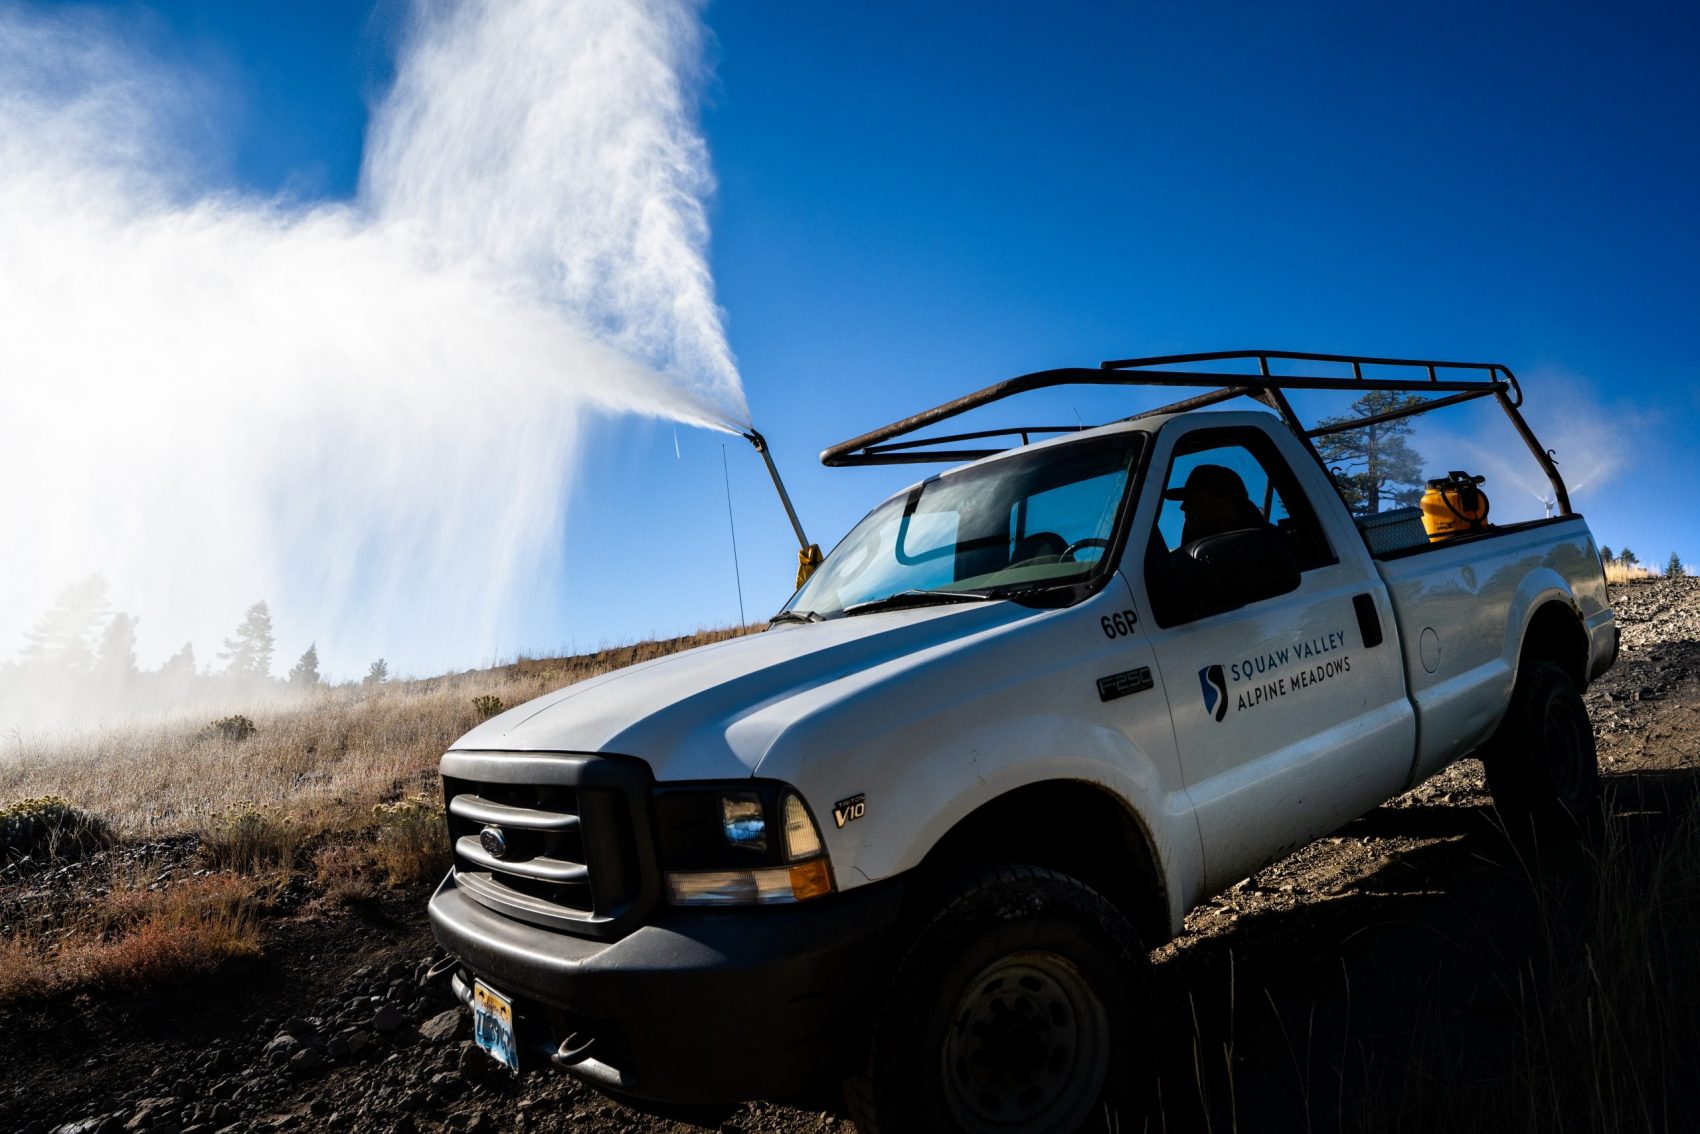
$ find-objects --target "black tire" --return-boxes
[844,865,1152,1134]
[1483,660,1600,835]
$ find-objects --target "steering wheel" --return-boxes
[1060,537,1109,563]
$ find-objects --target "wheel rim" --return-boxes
[940,950,1111,1132]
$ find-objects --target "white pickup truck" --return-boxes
[428,352,1616,1133]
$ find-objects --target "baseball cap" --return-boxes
[1161,463,1250,502]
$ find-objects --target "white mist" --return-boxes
[0,0,744,726]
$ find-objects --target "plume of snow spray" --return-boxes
[0,0,744,723]
[1445,371,1635,523]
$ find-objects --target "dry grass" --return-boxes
[0,872,261,1004]
[1504,806,1700,1131]
[0,628,751,1001]
[0,627,753,839]
[1345,799,1700,1133]
[1604,562,1655,584]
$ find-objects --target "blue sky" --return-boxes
[48,1,1700,661]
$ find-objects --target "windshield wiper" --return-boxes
[842,589,998,617]
[769,609,824,625]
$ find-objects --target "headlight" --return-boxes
[720,792,767,852]
[654,782,832,906]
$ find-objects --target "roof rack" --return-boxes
[819,349,1568,515]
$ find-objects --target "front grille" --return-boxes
[441,751,657,939]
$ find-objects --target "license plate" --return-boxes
[472,980,519,1073]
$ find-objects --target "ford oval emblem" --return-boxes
[479,824,508,859]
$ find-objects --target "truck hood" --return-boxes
[450,601,1039,781]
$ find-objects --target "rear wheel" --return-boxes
[845,865,1151,1134]
[1484,660,1600,835]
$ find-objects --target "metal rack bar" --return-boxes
[818,349,1571,517]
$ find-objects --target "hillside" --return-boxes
[3,582,1699,1133]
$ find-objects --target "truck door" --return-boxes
[1131,420,1415,894]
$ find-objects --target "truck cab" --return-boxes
[429,351,1615,1133]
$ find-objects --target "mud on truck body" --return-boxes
[428,351,1617,1133]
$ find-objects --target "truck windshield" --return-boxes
[782,432,1143,619]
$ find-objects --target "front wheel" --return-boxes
[1483,659,1600,835]
[844,865,1152,1134]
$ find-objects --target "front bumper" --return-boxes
[428,870,904,1104]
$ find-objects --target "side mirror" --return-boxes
[1182,527,1301,614]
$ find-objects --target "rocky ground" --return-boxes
[2,579,1696,1134]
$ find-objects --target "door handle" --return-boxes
[1353,593,1384,649]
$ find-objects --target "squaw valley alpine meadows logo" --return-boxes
[1197,630,1354,723]
[1198,664,1228,722]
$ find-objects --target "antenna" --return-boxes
[721,444,746,626]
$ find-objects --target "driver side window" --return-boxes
[1144,429,1334,627]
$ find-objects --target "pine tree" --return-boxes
[160,641,196,678]
[288,643,321,688]
[96,613,139,681]
[1600,545,1613,564]
[1668,551,1684,578]
[1621,548,1639,567]
[21,575,110,670]
[220,601,275,679]
[364,658,389,685]
[1313,391,1428,515]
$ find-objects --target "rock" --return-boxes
[457,1043,493,1079]
[282,1016,322,1039]
[288,1046,324,1073]
[325,1034,350,1059]
[122,1098,180,1132]
[372,1004,405,1033]
[51,1118,120,1134]
[261,1034,301,1064]
[419,1008,467,1045]
[396,1090,426,1113]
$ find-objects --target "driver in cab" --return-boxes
[1145,463,1278,623]
[1166,464,1272,545]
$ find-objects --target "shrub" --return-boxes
[198,805,301,874]
[472,694,504,720]
[208,714,257,742]
[312,843,379,906]
[371,793,449,887]
[0,795,111,861]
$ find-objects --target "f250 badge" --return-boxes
[833,794,866,828]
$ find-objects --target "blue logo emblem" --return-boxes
[1198,664,1228,722]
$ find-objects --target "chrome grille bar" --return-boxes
[449,793,581,832]
[455,836,591,885]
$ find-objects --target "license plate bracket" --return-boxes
[472,979,519,1074]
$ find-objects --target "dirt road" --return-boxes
[5,579,1697,1133]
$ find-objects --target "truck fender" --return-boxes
[851,741,1201,944]
[1506,570,1590,691]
